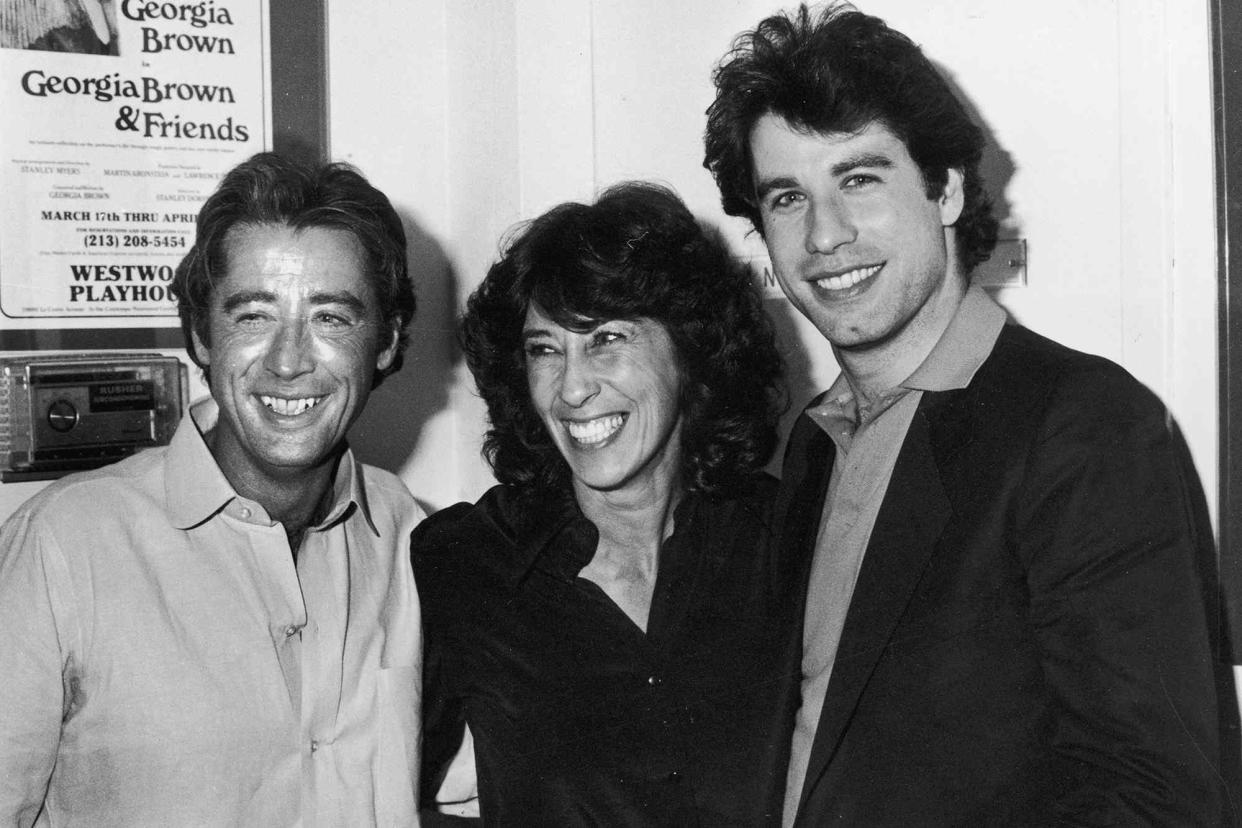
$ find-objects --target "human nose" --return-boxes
[263,318,314,378]
[805,200,855,255]
[558,350,600,408]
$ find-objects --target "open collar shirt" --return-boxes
[415,481,803,826]
[0,397,424,827]
[783,286,1007,823]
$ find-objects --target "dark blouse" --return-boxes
[412,480,804,827]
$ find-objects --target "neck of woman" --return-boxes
[576,471,682,555]
[574,475,684,632]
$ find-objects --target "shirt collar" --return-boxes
[806,285,1006,437]
[165,396,377,534]
[327,450,380,536]
[902,284,1006,392]
[509,490,702,588]
[806,372,859,446]
[515,491,597,586]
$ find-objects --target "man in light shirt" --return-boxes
[705,4,1232,825]
[0,153,424,826]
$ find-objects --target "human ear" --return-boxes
[939,168,965,226]
[190,325,211,367]
[376,321,400,372]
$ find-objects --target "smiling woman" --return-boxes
[521,307,684,501]
[461,182,781,499]
[412,182,803,825]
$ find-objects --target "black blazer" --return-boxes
[779,324,1231,826]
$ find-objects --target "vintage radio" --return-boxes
[0,354,186,482]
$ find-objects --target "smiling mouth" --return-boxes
[813,263,883,292]
[259,395,324,416]
[565,414,625,446]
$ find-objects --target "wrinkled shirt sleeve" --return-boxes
[0,505,73,828]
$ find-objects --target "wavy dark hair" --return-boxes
[171,152,416,388]
[704,3,998,274]
[461,181,784,499]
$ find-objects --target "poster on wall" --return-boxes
[0,0,271,331]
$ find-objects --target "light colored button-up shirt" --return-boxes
[0,398,424,827]
[783,286,1006,824]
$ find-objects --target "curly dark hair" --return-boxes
[704,3,998,273]
[171,152,416,388]
[461,181,784,499]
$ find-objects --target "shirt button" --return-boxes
[647,675,662,687]
[310,739,320,753]
[284,625,299,638]
[666,771,681,784]
[239,506,251,519]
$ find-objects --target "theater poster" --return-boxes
[0,0,271,330]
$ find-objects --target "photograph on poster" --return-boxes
[0,0,270,333]
[1,0,118,55]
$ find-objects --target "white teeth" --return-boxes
[815,264,882,291]
[566,414,624,445]
[260,395,323,416]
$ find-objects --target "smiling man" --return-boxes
[705,5,1232,826]
[0,154,423,826]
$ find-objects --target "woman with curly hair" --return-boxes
[412,182,804,825]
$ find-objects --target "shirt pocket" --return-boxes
[376,664,420,826]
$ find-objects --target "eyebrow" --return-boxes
[309,291,368,314]
[220,290,276,313]
[754,152,896,201]
[219,290,368,315]
[830,152,895,177]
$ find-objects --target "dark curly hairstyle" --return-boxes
[704,3,998,274]
[461,181,784,499]
[171,152,416,388]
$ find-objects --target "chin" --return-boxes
[571,466,631,493]
[573,473,622,492]
[263,440,339,471]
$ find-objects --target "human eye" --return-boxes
[523,339,558,359]
[230,307,272,329]
[842,173,880,190]
[765,190,804,212]
[590,328,627,348]
[312,309,354,329]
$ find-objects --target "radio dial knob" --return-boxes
[47,399,79,432]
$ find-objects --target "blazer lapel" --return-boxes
[779,409,836,571]
[796,405,954,818]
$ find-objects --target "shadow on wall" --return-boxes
[935,63,1020,239]
[350,212,460,488]
[935,62,1024,325]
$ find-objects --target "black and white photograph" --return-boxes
[0,1,1238,825]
